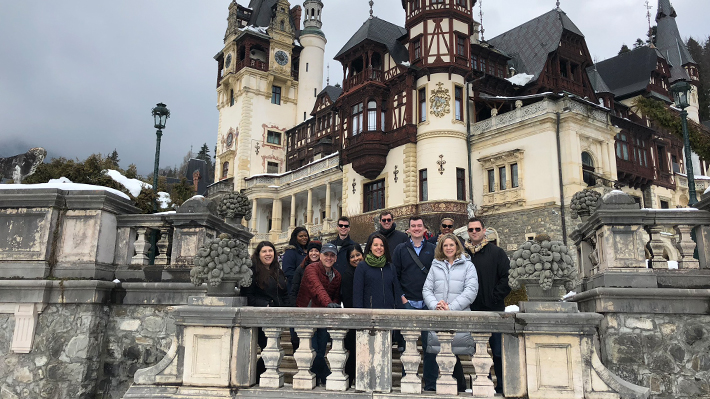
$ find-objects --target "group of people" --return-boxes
[241,211,511,393]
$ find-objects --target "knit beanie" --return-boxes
[307,240,322,252]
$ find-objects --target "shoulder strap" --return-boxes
[406,246,429,276]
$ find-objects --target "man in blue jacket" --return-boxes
[392,215,437,391]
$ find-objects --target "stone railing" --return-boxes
[245,153,340,189]
[124,303,648,399]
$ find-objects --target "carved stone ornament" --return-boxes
[429,82,451,118]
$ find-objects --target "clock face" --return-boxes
[275,50,289,66]
[225,53,232,68]
[226,132,233,147]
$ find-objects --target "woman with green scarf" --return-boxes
[352,233,404,309]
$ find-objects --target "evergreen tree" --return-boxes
[171,177,194,207]
[633,38,646,49]
[196,143,215,182]
[107,149,120,169]
[618,44,631,55]
[125,164,138,179]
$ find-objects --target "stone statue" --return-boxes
[0,147,46,183]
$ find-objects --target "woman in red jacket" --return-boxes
[296,243,341,385]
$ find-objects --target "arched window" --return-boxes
[367,100,377,131]
[222,162,229,178]
[582,152,595,186]
[280,20,285,30]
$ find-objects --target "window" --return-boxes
[559,59,568,79]
[472,55,478,70]
[367,100,377,131]
[413,38,422,59]
[456,0,466,5]
[419,169,428,201]
[671,155,680,173]
[511,163,519,188]
[660,200,669,209]
[222,162,229,178]
[271,85,281,105]
[230,89,234,106]
[454,86,463,121]
[456,168,465,200]
[487,169,495,192]
[267,131,282,145]
[413,0,420,10]
[657,146,666,171]
[582,152,596,186]
[267,162,279,174]
[314,88,316,97]
[364,179,385,212]
[419,88,427,123]
[352,103,364,135]
[498,166,506,190]
[306,62,309,72]
[456,36,466,56]
[432,0,444,3]
[616,133,629,161]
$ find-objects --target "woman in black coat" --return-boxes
[352,233,403,309]
[340,244,363,386]
[281,227,310,293]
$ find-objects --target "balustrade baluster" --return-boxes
[675,225,700,269]
[435,331,458,395]
[131,227,151,265]
[154,227,171,265]
[648,226,668,269]
[259,327,284,388]
[326,329,349,391]
[292,328,316,390]
[470,333,496,398]
[399,330,422,394]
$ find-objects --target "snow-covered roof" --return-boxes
[0,178,131,200]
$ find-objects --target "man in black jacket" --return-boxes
[368,211,408,258]
[465,217,511,394]
[329,216,357,276]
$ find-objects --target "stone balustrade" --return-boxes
[245,153,340,189]
[124,303,649,399]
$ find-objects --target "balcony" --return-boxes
[343,68,384,92]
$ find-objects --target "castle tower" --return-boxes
[296,0,326,122]
[403,0,475,203]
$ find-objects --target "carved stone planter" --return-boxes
[206,278,238,297]
[520,278,566,302]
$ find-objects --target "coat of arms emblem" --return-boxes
[429,82,451,118]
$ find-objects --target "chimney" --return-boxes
[291,5,302,34]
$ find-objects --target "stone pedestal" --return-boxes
[355,330,391,393]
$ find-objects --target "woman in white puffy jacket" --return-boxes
[422,233,479,392]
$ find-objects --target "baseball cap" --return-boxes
[321,243,338,255]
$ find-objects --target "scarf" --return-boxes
[379,223,396,236]
[365,253,387,268]
[465,238,488,255]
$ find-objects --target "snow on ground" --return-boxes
[562,291,577,301]
[0,177,131,200]
[506,73,534,86]
[105,169,151,197]
[668,260,679,270]
[505,305,519,313]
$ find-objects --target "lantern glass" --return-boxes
[151,103,170,129]
[670,80,691,109]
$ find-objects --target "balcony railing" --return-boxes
[245,153,340,189]
[343,68,384,91]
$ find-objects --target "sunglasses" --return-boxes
[380,218,392,222]
[338,224,350,228]
[468,227,483,232]
[441,224,453,229]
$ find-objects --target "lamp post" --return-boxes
[151,103,170,211]
[670,80,697,205]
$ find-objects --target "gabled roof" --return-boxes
[488,8,584,80]
[246,0,299,38]
[334,17,409,64]
[655,0,693,82]
[594,46,668,100]
[319,85,343,103]
[585,66,611,94]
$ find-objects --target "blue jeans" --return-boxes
[403,302,438,391]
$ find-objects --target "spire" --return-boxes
[655,0,694,81]
[479,0,485,41]
[556,0,561,11]
[369,0,374,19]
[327,64,330,86]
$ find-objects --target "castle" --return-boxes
[211,0,707,249]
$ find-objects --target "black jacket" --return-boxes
[368,223,409,258]
[330,235,357,276]
[392,240,436,302]
[352,261,404,309]
[244,268,290,307]
[341,263,357,308]
[466,243,511,311]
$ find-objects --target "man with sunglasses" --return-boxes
[427,217,466,246]
[464,217,511,394]
[368,211,408,258]
[330,216,357,276]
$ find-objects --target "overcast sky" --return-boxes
[1,0,708,176]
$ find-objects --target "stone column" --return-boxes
[399,330,422,394]
[290,194,296,229]
[326,329,349,391]
[648,226,667,269]
[154,227,171,266]
[131,227,151,265]
[470,333,496,397]
[251,199,258,232]
[356,329,391,393]
[434,331,458,395]
[259,327,284,388]
[292,328,316,390]
[325,183,332,222]
[675,225,700,269]
[306,189,313,227]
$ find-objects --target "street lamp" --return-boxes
[670,80,697,205]
[151,102,170,211]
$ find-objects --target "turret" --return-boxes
[296,0,326,122]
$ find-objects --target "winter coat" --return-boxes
[243,266,290,308]
[330,236,357,276]
[423,255,479,355]
[368,223,409,257]
[282,245,307,282]
[465,243,511,311]
[290,258,317,306]
[392,240,436,302]
[296,261,341,308]
[352,261,404,309]
[341,263,357,308]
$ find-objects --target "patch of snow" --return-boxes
[562,291,577,301]
[158,192,171,209]
[112,279,121,283]
[668,260,679,270]
[506,73,535,86]
[105,169,151,197]
[0,178,131,200]
[241,26,269,36]
[400,61,411,67]
[505,305,519,313]
[294,39,301,47]
[154,211,177,215]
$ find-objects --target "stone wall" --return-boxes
[599,313,710,399]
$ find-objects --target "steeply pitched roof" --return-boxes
[246,0,299,37]
[594,46,668,100]
[655,0,693,82]
[488,8,584,80]
[334,17,408,64]
[586,66,611,94]
[319,85,343,102]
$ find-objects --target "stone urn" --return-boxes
[217,191,252,226]
[191,234,253,297]
[206,277,239,297]
[570,189,602,223]
[518,278,567,302]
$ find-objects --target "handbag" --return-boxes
[426,330,475,356]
